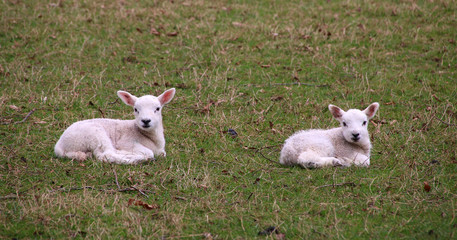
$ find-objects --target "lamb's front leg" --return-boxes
[297,151,345,168]
[114,144,155,164]
[343,153,370,167]
[131,144,155,162]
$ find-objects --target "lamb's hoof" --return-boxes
[73,152,88,161]
[157,151,166,158]
[144,154,155,161]
[332,158,349,167]
[300,162,317,169]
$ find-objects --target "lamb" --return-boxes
[279,102,379,168]
[54,88,176,164]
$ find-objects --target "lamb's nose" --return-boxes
[352,133,360,138]
[142,119,151,125]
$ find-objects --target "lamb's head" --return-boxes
[328,102,379,145]
[117,88,176,131]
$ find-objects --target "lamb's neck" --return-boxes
[136,123,165,149]
[332,127,371,154]
[328,127,345,140]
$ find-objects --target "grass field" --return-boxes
[1,0,456,238]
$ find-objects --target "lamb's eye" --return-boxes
[156,107,160,112]
[343,122,347,127]
[362,121,367,126]
[134,108,138,113]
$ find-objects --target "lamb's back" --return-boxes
[280,128,337,165]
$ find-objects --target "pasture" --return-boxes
[1,0,456,238]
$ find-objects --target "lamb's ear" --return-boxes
[364,102,379,119]
[158,88,175,106]
[117,91,137,107]
[329,104,345,121]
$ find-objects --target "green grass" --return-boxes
[1,0,456,238]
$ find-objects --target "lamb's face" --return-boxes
[133,96,162,131]
[117,88,176,132]
[340,109,369,145]
[329,102,379,146]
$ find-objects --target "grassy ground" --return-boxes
[1,0,456,238]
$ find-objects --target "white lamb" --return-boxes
[54,88,176,164]
[279,102,379,168]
